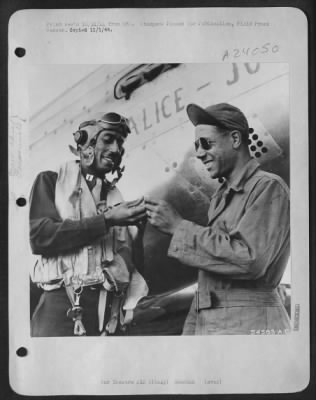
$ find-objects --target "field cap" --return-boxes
[187,102,250,134]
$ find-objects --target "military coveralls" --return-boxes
[168,159,291,335]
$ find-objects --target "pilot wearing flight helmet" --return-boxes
[146,102,291,335]
[30,112,148,336]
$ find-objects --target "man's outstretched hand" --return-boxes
[145,197,183,235]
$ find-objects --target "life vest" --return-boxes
[31,161,148,334]
[31,161,143,293]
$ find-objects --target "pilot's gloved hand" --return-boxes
[103,197,147,227]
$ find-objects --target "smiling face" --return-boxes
[92,129,125,176]
[195,124,237,181]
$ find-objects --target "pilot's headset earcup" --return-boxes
[73,121,99,166]
[73,119,98,148]
[73,130,95,166]
[73,129,88,147]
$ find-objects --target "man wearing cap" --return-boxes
[146,103,290,335]
[30,112,148,336]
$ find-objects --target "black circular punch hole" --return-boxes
[15,47,26,58]
[16,197,27,207]
[16,347,28,357]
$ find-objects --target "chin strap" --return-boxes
[107,165,125,190]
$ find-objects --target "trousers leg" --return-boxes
[31,287,100,337]
[182,299,197,335]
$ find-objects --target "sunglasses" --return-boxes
[97,112,130,132]
[194,137,214,151]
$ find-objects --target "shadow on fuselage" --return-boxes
[141,149,215,295]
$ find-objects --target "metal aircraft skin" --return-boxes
[29,63,290,335]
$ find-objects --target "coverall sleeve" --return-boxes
[29,171,107,257]
[168,178,290,279]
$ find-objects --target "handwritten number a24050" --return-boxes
[222,43,280,62]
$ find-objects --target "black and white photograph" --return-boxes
[8,8,309,396]
[28,63,291,337]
